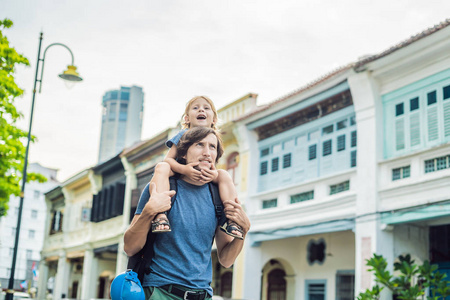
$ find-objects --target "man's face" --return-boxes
[183,133,218,171]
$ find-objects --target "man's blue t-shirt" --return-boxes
[134,179,217,296]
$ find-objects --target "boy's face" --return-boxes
[185,98,216,128]
[183,133,218,171]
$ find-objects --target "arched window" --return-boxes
[220,272,233,298]
[268,269,286,300]
[227,152,239,185]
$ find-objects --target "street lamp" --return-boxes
[5,32,83,300]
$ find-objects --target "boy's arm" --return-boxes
[215,198,250,268]
[164,146,187,174]
[164,146,202,181]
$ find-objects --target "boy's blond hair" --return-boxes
[181,96,219,130]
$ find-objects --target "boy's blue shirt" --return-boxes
[165,129,188,148]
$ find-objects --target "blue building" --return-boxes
[233,19,450,300]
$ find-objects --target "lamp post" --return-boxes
[5,32,82,300]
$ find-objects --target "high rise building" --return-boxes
[0,163,59,291]
[98,86,144,163]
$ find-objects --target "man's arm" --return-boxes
[123,183,175,256]
[215,199,251,268]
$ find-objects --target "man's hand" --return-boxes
[223,198,250,235]
[142,182,176,215]
[200,163,219,183]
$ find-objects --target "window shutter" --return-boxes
[409,113,421,147]
[98,189,106,221]
[444,101,450,138]
[309,144,317,160]
[50,211,56,234]
[91,193,100,222]
[351,150,357,167]
[323,140,332,156]
[351,131,357,147]
[427,106,439,141]
[271,157,279,172]
[260,161,268,175]
[107,185,115,219]
[114,182,125,216]
[58,212,63,232]
[395,118,405,150]
[337,135,346,151]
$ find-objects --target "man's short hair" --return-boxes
[177,127,224,163]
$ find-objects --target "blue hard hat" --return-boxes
[110,270,145,300]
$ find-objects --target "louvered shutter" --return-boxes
[91,193,100,222]
[106,185,114,219]
[114,182,125,216]
[427,106,439,141]
[443,100,450,138]
[409,112,421,147]
[98,189,106,221]
[395,118,405,150]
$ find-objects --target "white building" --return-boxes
[234,19,450,300]
[98,85,144,163]
[0,163,59,292]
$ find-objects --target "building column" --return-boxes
[115,239,128,276]
[117,157,137,275]
[53,252,70,300]
[36,259,49,300]
[80,248,98,300]
[240,242,263,300]
[285,275,296,300]
[349,71,394,299]
[233,111,262,300]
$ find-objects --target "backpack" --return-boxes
[126,176,225,283]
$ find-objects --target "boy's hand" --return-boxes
[200,163,219,183]
[183,162,203,181]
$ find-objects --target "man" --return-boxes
[124,127,251,300]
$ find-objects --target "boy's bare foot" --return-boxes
[151,213,171,233]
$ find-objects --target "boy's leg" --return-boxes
[150,162,174,232]
[217,170,244,240]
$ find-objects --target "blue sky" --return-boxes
[1,0,449,181]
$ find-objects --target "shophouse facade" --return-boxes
[38,156,127,300]
[235,20,450,300]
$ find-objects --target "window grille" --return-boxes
[272,157,279,172]
[283,153,292,168]
[350,151,357,167]
[337,135,346,151]
[262,199,277,209]
[309,145,317,160]
[323,140,332,156]
[260,161,268,175]
[330,181,350,195]
[291,191,314,203]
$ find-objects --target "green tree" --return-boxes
[0,19,46,217]
[358,253,450,300]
